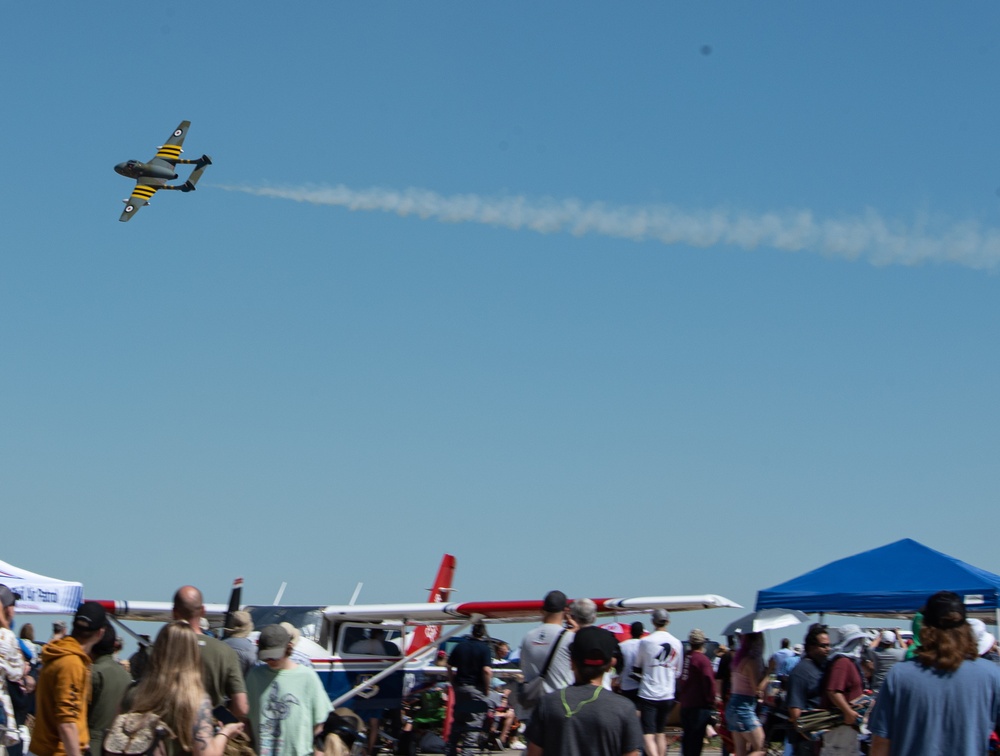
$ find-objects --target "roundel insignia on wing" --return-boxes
[174,129,183,137]
[125,205,135,213]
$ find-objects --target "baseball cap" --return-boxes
[73,601,107,631]
[881,630,896,645]
[688,628,706,644]
[258,624,292,660]
[922,591,966,630]
[0,585,20,608]
[570,626,619,666]
[651,609,670,624]
[542,590,567,614]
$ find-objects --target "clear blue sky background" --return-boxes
[3,3,1000,644]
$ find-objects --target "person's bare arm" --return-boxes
[193,698,245,756]
[870,735,890,756]
[57,723,83,756]
[229,691,249,719]
[828,690,857,725]
[787,706,802,726]
[527,743,544,756]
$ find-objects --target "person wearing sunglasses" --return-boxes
[785,624,832,756]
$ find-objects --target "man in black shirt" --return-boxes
[526,626,641,756]
[446,623,493,755]
[785,624,831,756]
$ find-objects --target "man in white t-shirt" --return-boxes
[518,590,575,721]
[636,609,683,756]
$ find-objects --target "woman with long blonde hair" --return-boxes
[128,621,243,755]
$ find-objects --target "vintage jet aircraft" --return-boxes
[91,555,740,711]
[114,120,211,222]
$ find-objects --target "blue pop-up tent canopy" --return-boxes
[756,539,1000,618]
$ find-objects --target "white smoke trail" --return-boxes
[218,183,1000,270]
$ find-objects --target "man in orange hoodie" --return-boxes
[33,602,107,756]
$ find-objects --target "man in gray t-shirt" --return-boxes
[519,590,575,719]
[865,631,904,692]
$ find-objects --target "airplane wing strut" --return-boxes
[330,618,474,709]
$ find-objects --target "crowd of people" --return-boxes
[510,589,1000,756]
[512,590,696,756]
[0,583,332,756]
[710,596,1000,756]
[2,585,1000,756]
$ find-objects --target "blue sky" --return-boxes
[3,3,1000,643]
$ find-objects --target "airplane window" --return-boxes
[245,606,324,643]
[342,624,402,656]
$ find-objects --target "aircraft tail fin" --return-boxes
[222,577,243,637]
[406,554,456,653]
[184,155,211,191]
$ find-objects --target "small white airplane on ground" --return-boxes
[91,555,740,710]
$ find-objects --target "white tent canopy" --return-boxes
[0,559,83,614]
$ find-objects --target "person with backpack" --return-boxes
[108,621,244,756]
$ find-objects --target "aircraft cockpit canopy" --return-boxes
[245,605,325,645]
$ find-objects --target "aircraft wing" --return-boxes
[90,593,740,624]
[119,178,165,222]
[321,594,742,625]
[91,600,228,622]
[148,120,190,169]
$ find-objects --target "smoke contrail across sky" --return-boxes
[219,183,1000,270]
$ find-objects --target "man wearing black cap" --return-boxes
[869,591,1000,756]
[526,626,641,756]
[87,623,132,754]
[33,602,107,756]
[519,590,575,719]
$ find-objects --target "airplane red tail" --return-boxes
[406,554,456,653]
